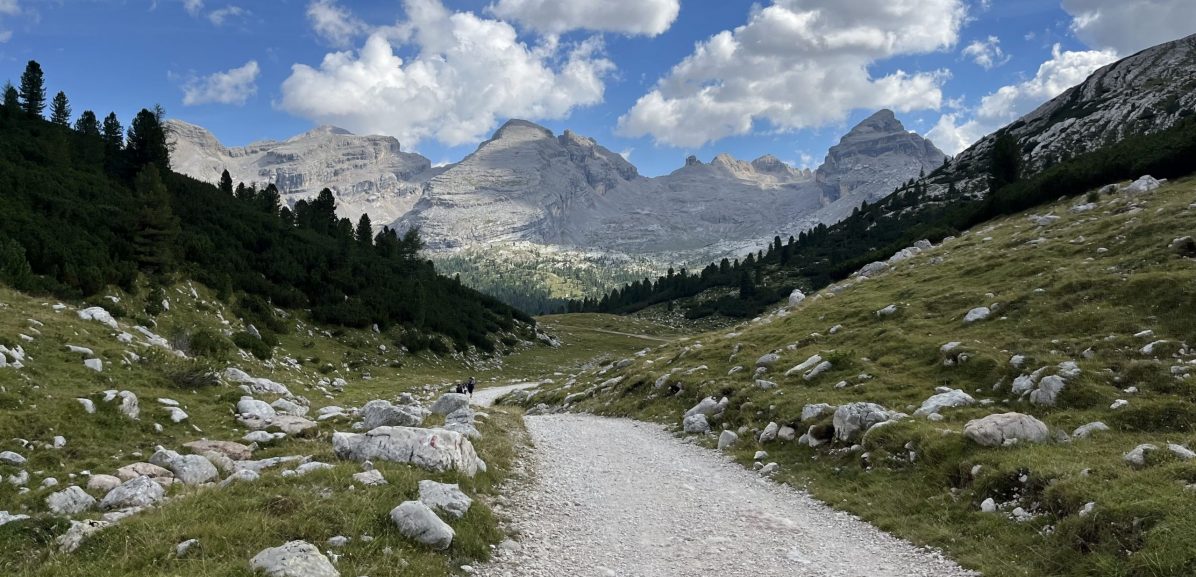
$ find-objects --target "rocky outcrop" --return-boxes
[332,427,479,476]
[814,109,946,204]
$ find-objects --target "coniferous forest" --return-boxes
[0,61,530,354]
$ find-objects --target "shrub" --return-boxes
[188,328,232,358]
[232,331,273,360]
[167,361,220,389]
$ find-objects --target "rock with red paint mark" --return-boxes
[333,426,479,476]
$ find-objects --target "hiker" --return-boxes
[466,377,476,397]
[454,382,465,395]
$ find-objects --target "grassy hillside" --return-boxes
[0,273,682,576]
[507,177,1196,576]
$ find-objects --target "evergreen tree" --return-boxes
[219,169,234,195]
[278,206,295,227]
[101,113,123,149]
[126,106,171,172]
[989,131,1022,193]
[18,60,46,118]
[131,165,179,273]
[355,214,373,248]
[738,269,755,299]
[50,91,71,126]
[1,82,18,115]
[74,110,100,136]
[310,189,337,234]
[258,183,281,214]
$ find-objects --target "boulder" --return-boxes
[359,399,426,429]
[1029,375,1066,406]
[682,414,710,434]
[116,462,173,484]
[333,427,479,476]
[876,304,898,317]
[1123,175,1160,194]
[913,389,975,416]
[100,476,166,510]
[352,469,387,486]
[150,449,219,485]
[249,540,340,577]
[184,440,253,461]
[117,391,139,420]
[0,450,25,466]
[1072,422,1110,438]
[963,413,1050,447]
[58,519,111,553]
[717,430,738,450]
[220,470,260,487]
[418,480,472,520]
[777,426,796,441]
[684,397,721,419]
[788,289,806,306]
[803,360,833,381]
[84,358,103,372]
[429,393,470,416]
[270,398,308,417]
[237,398,276,420]
[78,307,118,329]
[1168,443,1196,461]
[390,501,454,550]
[758,422,779,443]
[801,403,836,422]
[0,511,30,527]
[964,307,991,324]
[857,261,889,277]
[1124,444,1157,468]
[224,368,292,397]
[756,353,780,367]
[832,402,891,442]
[240,415,318,436]
[86,474,122,494]
[785,355,823,377]
[46,486,97,516]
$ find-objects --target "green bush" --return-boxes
[232,331,273,360]
[167,361,220,389]
[188,328,232,358]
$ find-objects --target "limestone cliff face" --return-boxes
[167,120,433,224]
[815,109,946,204]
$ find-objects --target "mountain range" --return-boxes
[167,110,944,265]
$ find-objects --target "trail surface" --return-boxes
[471,382,541,408]
[476,414,975,577]
[548,324,675,342]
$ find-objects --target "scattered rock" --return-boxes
[801,403,836,422]
[758,422,779,443]
[914,389,975,416]
[46,486,97,516]
[418,480,472,520]
[1168,443,1196,460]
[150,449,219,485]
[682,414,710,434]
[756,353,780,367]
[249,540,340,577]
[78,307,118,329]
[788,290,806,306]
[1124,444,1157,468]
[360,399,426,428]
[1029,375,1066,407]
[876,304,898,317]
[1123,175,1160,194]
[964,307,991,324]
[58,519,111,553]
[963,413,1050,447]
[717,430,737,450]
[1072,422,1110,438]
[390,501,454,550]
[352,469,387,486]
[86,474,122,494]
[0,511,30,527]
[832,403,891,443]
[176,538,199,558]
[429,393,470,416]
[83,358,103,372]
[980,498,997,513]
[0,451,26,466]
[100,476,166,510]
[184,440,253,461]
[333,427,479,476]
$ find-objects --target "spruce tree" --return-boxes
[2,82,19,116]
[355,214,373,248]
[131,165,179,273]
[101,113,123,149]
[259,183,281,214]
[50,91,71,126]
[74,110,100,135]
[126,106,171,171]
[219,169,234,195]
[18,60,46,118]
[988,131,1021,193]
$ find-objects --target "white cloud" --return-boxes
[1063,0,1196,54]
[182,60,260,106]
[618,148,633,161]
[961,35,1009,69]
[280,0,614,147]
[926,43,1117,154]
[0,0,19,41]
[616,0,967,148]
[307,0,366,47]
[488,0,679,36]
[182,0,203,17]
[208,5,246,26]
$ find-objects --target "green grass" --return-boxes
[512,178,1196,577]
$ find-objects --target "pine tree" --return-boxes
[310,189,337,234]
[988,131,1021,193]
[355,214,373,248]
[219,169,234,195]
[738,269,755,299]
[50,91,71,126]
[126,106,171,171]
[101,113,123,149]
[18,60,46,118]
[131,165,180,273]
[74,110,100,135]
[2,82,20,116]
[258,183,281,214]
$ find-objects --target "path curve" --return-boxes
[471,382,541,408]
[477,414,975,577]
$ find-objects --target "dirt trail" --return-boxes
[475,414,975,577]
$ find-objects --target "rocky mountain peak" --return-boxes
[815,110,945,203]
[843,109,904,139]
[684,155,702,167]
[488,119,555,144]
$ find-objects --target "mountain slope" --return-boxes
[508,177,1196,577]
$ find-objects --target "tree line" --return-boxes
[0,60,530,354]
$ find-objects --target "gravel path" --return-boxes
[471,383,541,408]
[477,414,976,577]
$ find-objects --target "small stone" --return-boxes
[176,538,199,557]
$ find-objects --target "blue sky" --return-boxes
[1,0,1193,176]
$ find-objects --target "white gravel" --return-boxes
[477,414,976,577]
[471,383,541,408]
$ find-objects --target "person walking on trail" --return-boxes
[467,377,476,398]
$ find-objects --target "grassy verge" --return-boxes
[511,178,1196,577]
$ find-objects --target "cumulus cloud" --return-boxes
[182,0,203,17]
[616,0,967,147]
[307,0,366,47]
[962,35,1009,69]
[927,43,1117,154]
[280,0,614,147]
[488,0,679,36]
[182,60,260,106]
[0,0,19,42]
[1063,0,1196,54]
